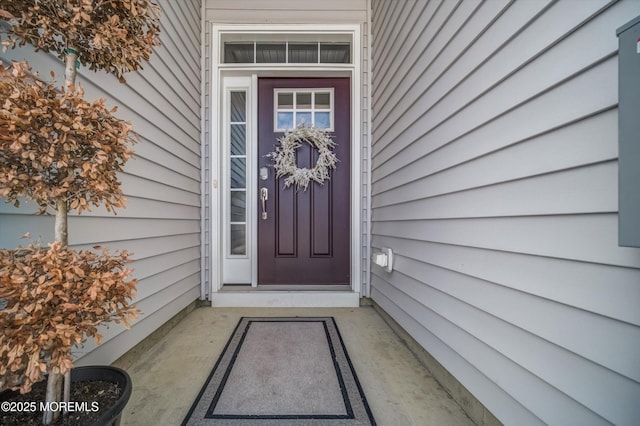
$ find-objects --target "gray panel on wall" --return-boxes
[617,15,640,247]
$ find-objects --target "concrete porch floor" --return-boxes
[113,306,475,426]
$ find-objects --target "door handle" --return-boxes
[260,187,268,220]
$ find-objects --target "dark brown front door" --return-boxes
[257,78,350,285]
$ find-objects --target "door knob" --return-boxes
[260,187,268,220]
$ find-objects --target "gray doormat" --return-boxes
[182,317,376,425]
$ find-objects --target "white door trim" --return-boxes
[208,23,362,307]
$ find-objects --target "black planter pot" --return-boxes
[0,365,131,426]
[71,366,132,426]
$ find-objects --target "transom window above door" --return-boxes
[220,33,353,65]
[274,89,334,131]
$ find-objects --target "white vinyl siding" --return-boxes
[0,0,202,365]
[370,1,640,425]
[205,0,367,23]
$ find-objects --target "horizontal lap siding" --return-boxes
[0,0,202,365]
[370,1,640,425]
[205,0,367,23]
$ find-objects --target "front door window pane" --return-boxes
[296,112,312,126]
[297,92,312,109]
[314,112,330,129]
[315,92,331,109]
[278,92,294,109]
[274,89,334,131]
[277,112,293,129]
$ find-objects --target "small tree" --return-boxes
[0,1,160,424]
[0,240,137,397]
[0,0,161,243]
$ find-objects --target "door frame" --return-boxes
[208,24,363,304]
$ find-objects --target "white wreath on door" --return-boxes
[267,124,338,191]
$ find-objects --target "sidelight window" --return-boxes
[228,91,247,256]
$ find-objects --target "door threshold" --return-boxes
[220,284,352,291]
[210,288,360,307]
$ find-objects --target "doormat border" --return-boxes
[181,317,376,425]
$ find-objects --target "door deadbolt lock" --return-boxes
[260,167,269,181]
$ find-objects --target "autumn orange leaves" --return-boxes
[0,0,161,83]
[0,62,136,215]
[0,242,137,394]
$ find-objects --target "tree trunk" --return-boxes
[42,371,62,425]
[65,47,78,87]
[61,45,78,416]
[46,200,66,422]
[55,44,75,250]
[54,198,68,246]
[63,370,71,418]
[47,46,77,424]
